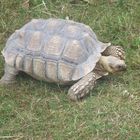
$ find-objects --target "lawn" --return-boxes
[0,0,140,139]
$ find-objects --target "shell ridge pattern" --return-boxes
[3,18,110,83]
[8,30,58,61]
[26,30,46,52]
[17,54,25,71]
[80,23,97,39]
[24,30,33,49]
[60,21,83,39]
[78,37,89,55]
[56,36,68,82]
[44,18,66,35]
[79,30,101,54]
[59,36,81,62]
[6,46,61,62]
[13,54,18,68]
[5,32,17,49]
[22,19,65,36]
[43,33,65,60]
[44,60,50,81]
[72,53,101,81]
[44,60,49,81]
[3,31,25,54]
[45,59,59,82]
[57,60,76,83]
[59,37,90,82]
[22,19,48,32]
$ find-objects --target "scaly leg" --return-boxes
[102,45,125,60]
[67,72,96,101]
[0,64,18,84]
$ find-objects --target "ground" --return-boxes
[0,0,140,139]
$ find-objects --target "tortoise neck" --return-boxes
[98,56,109,71]
[99,56,107,65]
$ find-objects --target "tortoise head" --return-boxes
[99,55,127,73]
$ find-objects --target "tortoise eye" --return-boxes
[117,65,127,71]
[117,65,122,69]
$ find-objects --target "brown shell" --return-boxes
[2,18,110,84]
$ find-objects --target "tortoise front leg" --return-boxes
[0,64,18,84]
[67,72,96,101]
[102,46,125,60]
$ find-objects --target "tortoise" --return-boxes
[0,18,126,101]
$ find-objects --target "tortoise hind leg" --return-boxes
[0,64,18,84]
[67,72,96,101]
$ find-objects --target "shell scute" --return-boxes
[12,30,28,49]
[43,35,64,57]
[33,58,46,80]
[44,18,65,34]
[15,54,24,70]
[22,19,47,31]
[27,31,43,51]
[62,40,88,64]
[23,56,33,74]
[61,25,81,38]
[58,61,75,82]
[4,52,17,67]
[46,60,58,82]
[31,19,47,31]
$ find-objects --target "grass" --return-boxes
[0,0,140,139]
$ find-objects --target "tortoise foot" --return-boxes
[0,76,16,85]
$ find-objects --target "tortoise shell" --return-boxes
[2,18,110,84]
